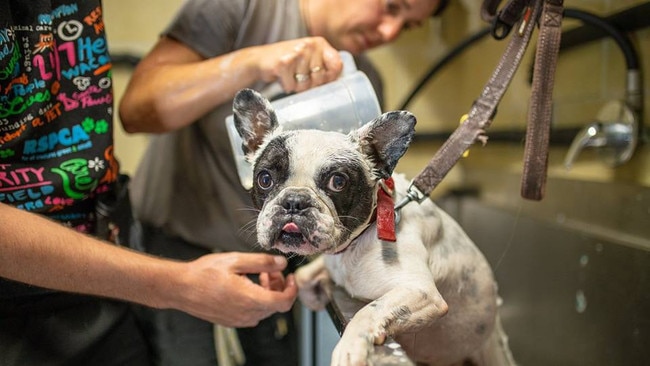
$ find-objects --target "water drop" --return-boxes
[576,290,587,313]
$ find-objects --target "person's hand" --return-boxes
[256,37,343,93]
[168,252,297,327]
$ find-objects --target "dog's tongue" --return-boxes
[282,222,300,233]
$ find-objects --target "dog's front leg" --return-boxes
[295,256,333,310]
[331,285,448,366]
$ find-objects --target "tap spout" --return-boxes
[564,101,638,170]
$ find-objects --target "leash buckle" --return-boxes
[394,182,427,224]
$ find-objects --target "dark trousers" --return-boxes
[0,293,151,366]
[136,224,299,366]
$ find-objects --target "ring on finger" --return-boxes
[310,66,324,73]
[294,73,310,82]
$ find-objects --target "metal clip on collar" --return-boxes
[393,181,427,224]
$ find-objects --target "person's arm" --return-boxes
[0,203,297,327]
[118,36,343,133]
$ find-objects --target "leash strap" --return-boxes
[404,0,544,203]
[520,0,564,200]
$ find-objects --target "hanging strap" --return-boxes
[396,0,545,209]
[396,0,566,210]
[521,0,564,200]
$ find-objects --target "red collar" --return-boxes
[375,177,397,242]
[334,178,397,254]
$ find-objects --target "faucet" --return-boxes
[561,9,643,171]
[564,99,638,169]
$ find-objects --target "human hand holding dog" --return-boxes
[167,252,297,327]
[0,204,296,328]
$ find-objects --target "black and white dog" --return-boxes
[233,89,515,366]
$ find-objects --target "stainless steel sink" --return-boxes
[437,173,649,365]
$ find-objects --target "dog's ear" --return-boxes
[357,111,416,179]
[233,88,279,156]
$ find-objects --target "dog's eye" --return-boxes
[327,173,348,192]
[257,171,273,190]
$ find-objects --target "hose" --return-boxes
[561,8,643,141]
[563,8,639,70]
[397,27,491,110]
[399,7,642,111]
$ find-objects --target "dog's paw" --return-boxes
[296,270,332,311]
[330,328,385,366]
[295,256,332,310]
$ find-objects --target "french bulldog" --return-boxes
[233,88,516,366]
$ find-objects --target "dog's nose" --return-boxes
[281,192,311,213]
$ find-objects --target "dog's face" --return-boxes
[233,89,415,255]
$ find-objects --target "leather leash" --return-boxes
[521,0,564,200]
[395,0,564,212]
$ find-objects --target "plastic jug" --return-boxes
[225,51,381,189]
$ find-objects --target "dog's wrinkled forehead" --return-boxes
[256,129,371,182]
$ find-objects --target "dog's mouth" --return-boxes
[270,219,325,256]
[279,222,307,247]
[262,202,340,255]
